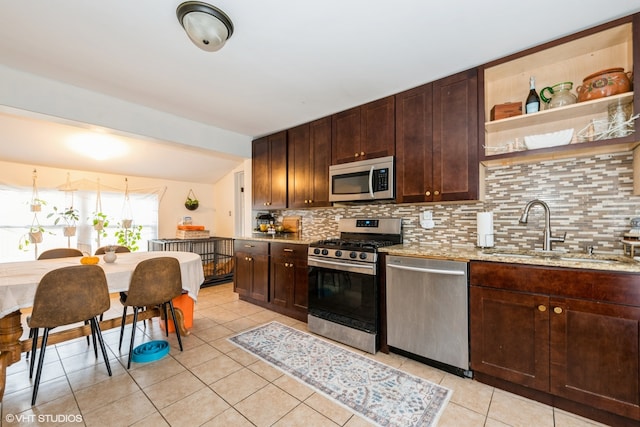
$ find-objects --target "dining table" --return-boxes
[0,250,205,401]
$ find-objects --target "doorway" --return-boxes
[234,171,245,236]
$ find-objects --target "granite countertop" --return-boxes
[234,236,640,273]
[236,233,321,245]
[381,243,640,274]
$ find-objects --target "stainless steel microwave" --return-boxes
[329,155,395,202]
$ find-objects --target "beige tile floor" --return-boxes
[0,282,608,427]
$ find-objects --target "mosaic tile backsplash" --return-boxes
[273,151,640,255]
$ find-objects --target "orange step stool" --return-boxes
[160,291,193,333]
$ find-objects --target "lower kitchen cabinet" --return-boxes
[270,242,308,318]
[470,261,640,425]
[233,240,269,302]
[234,239,309,322]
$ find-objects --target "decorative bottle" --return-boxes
[525,76,540,114]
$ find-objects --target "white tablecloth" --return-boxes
[0,251,204,318]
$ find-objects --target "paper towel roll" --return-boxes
[477,212,494,248]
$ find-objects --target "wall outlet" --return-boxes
[420,211,435,229]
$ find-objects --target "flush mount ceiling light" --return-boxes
[176,1,234,52]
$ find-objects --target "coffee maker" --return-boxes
[255,213,275,232]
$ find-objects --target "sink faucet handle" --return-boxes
[550,231,566,243]
[586,245,595,255]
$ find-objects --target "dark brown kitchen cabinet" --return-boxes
[287,117,332,208]
[470,261,640,425]
[270,242,308,320]
[252,131,287,210]
[233,240,269,302]
[331,96,395,165]
[395,68,479,203]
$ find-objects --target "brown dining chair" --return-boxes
[118,257,184,368]
[29,247,89,359]
[37,248,83,260]
[94,245,130,255]
[28,265,112,405]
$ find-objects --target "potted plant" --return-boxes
[91,211,110,236]
[114,221,143,252]
[184,189,199,211]
[48,206,80,237]
[29,197,46,212]
[18,217,51,251]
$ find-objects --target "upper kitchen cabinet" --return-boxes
[287,117,332,208]
[395,69,479,203]
[252,131,287,210]
[481,13,640,165]
[332,96,395,164]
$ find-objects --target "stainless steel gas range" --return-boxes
[307,218,402,353]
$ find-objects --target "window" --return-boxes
[0,186,158,261]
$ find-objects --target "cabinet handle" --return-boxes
[553,307,563,314]
[434,190,440,196]
[284,262,289,267]
[304,199,308,203]
[308,199,312,203]
[425,191,431,196]
[283,248,294,252]
[289,263,294,268]
[360,151,365,156]
[244,244,255,248]
[354,152,359,158]
[538,305,547,312]
[245,256,253,261]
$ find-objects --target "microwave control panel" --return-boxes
[373,168,389,191]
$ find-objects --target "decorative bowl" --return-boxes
[576,67,632,102]
[524,128,574,150]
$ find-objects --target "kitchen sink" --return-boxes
[483,249,635,265]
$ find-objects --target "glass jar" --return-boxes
[540,82,577,109]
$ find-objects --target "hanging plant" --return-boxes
[115,221,143,252]
[29,169,46,212]
[185,189,199,210]
[18,215,51,251]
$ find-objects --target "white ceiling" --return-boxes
[0,0,639,183]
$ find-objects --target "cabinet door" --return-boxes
[270,243,309,313]
[270,254,293,308]
[288,118,332,208]
[250,253,269,302]
[361,96,395,160]
[252,136,271,209]
[470,286,550,391]
[252,131,287,209]
[308,117,332,207]
[550,297,640,419]
[234,252,252,297]
[287,123,311,209]
[332,106,362,164]
[395,83,434,203]
[432,68,479,202]
[268,131,288,209]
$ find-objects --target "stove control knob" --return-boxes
[349,252,357,259]
[359,253,368,260]
[335,250,342,257]
[313,248,321,255]
[321,249,329,256]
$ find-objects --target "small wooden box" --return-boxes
[491,102,522,120]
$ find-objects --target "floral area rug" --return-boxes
[228,321,452,427]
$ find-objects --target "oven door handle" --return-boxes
[309,258,376,275]
[387,264,465,276]
[368,166,375,198]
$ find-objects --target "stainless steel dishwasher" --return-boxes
[385,255,470,376]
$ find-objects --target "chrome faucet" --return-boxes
[518,199,566,251]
